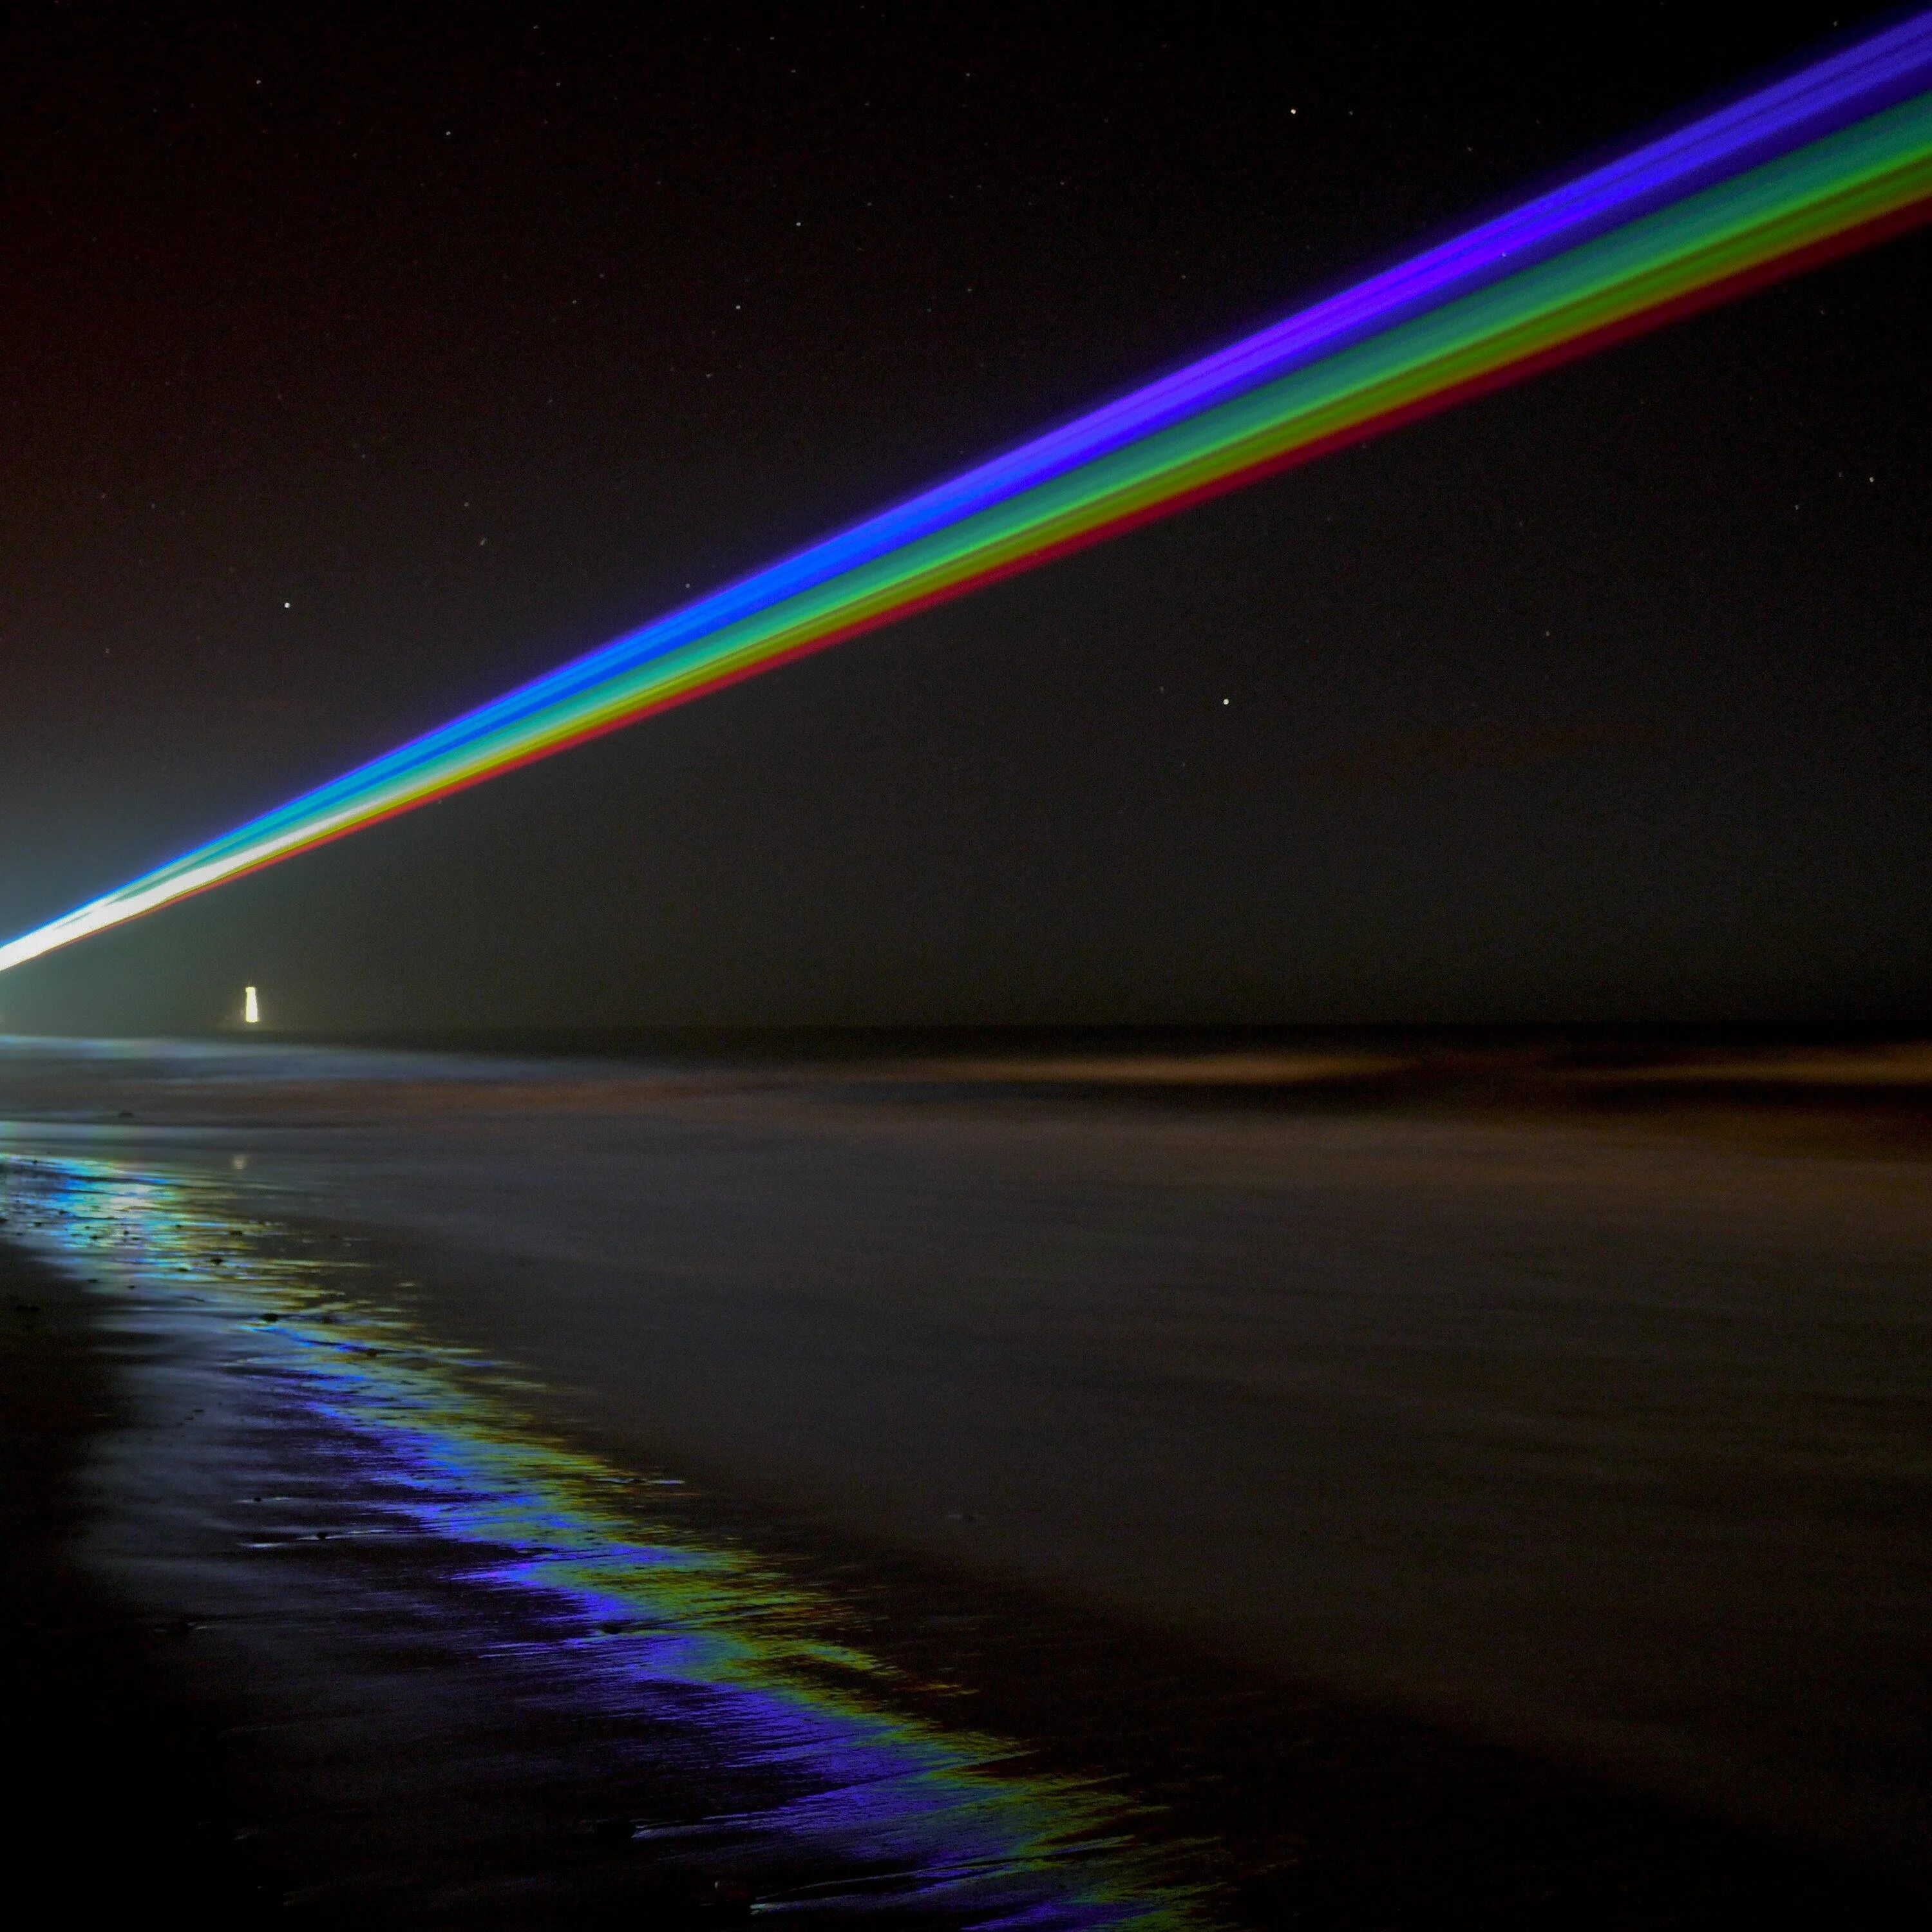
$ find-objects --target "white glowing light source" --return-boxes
[244,985,260,1025]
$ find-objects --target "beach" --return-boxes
[3,1032,1928,1923]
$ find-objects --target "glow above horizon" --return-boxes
[5,14,1932,977]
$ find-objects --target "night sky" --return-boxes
[3,4,1927,1032]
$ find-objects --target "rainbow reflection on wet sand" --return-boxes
[0,1146,1218,1927]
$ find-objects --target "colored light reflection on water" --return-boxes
[0,1147,1218,1927]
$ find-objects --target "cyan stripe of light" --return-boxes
[5,12,1931,975]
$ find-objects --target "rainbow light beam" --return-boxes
[6,13,1932,976]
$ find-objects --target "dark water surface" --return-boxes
[3,1032,1929,1922]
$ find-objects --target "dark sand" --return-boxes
[0,1242,268,1920]
[3,1032,1929,1922]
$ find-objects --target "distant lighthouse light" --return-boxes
[244,985,260,1025]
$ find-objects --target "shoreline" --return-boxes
[3,1032,1930,1919]
[4,1183,1928,1924]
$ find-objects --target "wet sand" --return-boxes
[3,1033,1929,1921]
[0,1242,268,1920]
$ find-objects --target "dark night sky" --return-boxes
[2,3,1927,1032]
